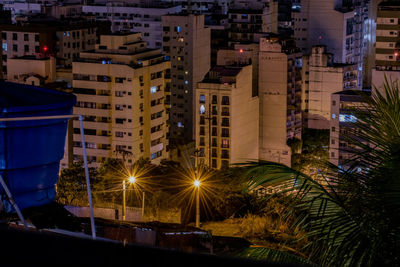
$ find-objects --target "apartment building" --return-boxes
[65,33,170,167]
[82,2,182,49]
[372,0,400,90]
[258,36,302,167]
[162,13,210,144]
[329,90,370,169]
[0,18,98,76]
[302,45,358,129]
[292,0,370,88]
[227,2,278,43]
[196,65,259,169]
[217,42,259,96]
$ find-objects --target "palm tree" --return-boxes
[242,78,400,266]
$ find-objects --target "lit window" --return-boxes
[178,37,184,42]
[332,114,336,119]
[177,122,184,128]
[200,94,205,103]
[175,26,181,32]
[2,43,6,52]
[150,86,157,93]
[185,80,188,84]
[339,114,357,123]
[200,105,206,114]
[185,71,188,75]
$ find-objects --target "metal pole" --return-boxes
[0,175,27,229]
[79,115,96,239]
[141,191,145,221]
[122,180,126,221]
[208,103,212,168]
[195,187,200,228]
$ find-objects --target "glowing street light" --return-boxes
[194,179,201,227]
[122,176,136,221]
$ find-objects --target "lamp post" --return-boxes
[193,179,201,227]
[122,176,136,221]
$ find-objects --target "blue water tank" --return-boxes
[0,81,76,211]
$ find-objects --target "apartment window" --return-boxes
[212,95,217,104]
[12,33,17,40]
[200,94,205,103]
[200,126,205,135]
[174,26,181,33]
[212,127,217,136]
[115,118,125,124]
[24,45,29,52]
[332,127,335,132]
[2,32,6,40]
[221,118,229,127]
[200,105,206,114]
[222,96,230,105]
[221,139,229,148]
[163,26,170,31]
[331,139,335,145]
[332,100,336,106]
[115,131,124,137]
[200,116,205,125]
[199,137,205,146]
[115,77,125,83]
[115,91,124,97]
[221,128,229,137]
[35,34,39,42]
[97,75,111,82]
[24,34,29,41]
[222,107,229,116]
[144,24,149,28]
[115,104,124,111]
[12,44,17,52]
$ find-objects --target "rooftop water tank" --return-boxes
[0,81,76,212]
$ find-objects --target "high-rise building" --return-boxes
[66,33,170,167]
[82,2,182,49]
[0,19,98,76]
[162,13,210,144]
[302,45,358,129]
[227,1,278,43]
[329,90,370,169]
[292,0,369,88]
[195,65,259,169]
[258,36,302,166]
[372,0,400,90]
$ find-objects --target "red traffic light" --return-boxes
[43,46,48,52]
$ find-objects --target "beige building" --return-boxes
[372,0,400,91]
[196,65,259,169]
[302,45,358,129]
[217,42,259,96]
[162,13,210,144]
[258,37,302,166]
[6,55,56,86]
[65,33,170,167]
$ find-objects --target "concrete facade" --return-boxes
[258,37,302,166]
[372,1,400,91]
[196,65,259,169]
[6,56,56,86]
[82,3,182,49]
[66,33,170,167]
[162,14,210,144]
[302,45,358,129]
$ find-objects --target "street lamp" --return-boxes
[122,175,146,221]
[193,179,201,227]
[122,176,136,221]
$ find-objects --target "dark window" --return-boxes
[2,32,6,40]
[24,45,29,52]
[24,34,29,41]
[12,33,17,40]
[12,44,17,52]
